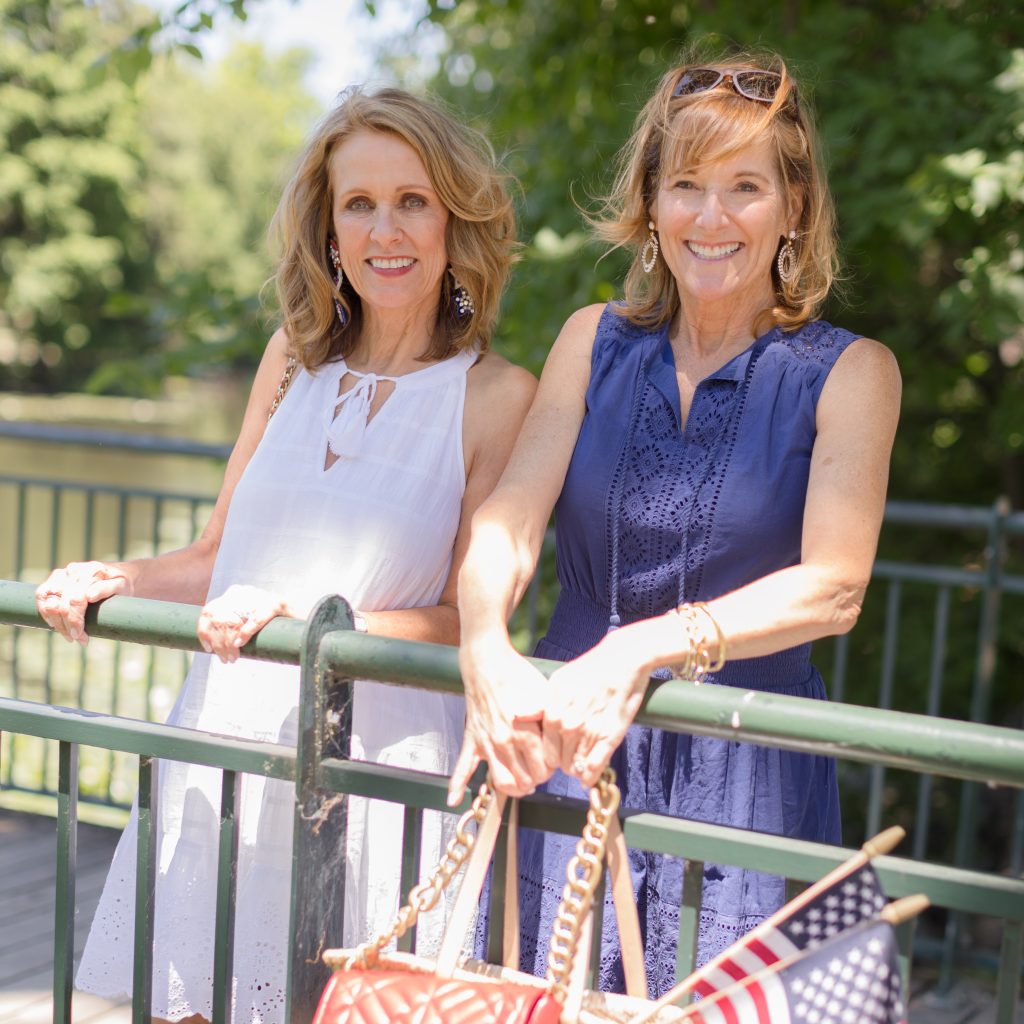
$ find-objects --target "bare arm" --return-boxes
[357,351,537,644]
[36,329,292,640]
[447,304,604,802]
[545,337,903,786]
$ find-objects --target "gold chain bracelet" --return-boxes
[669,601,726,683]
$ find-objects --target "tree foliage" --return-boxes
[104,41,319,389]
[0,0,318,393]
[0,0,155,391]
[413,0,1024,508]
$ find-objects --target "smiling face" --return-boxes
[329,129,450,321]
[653,138,797,318]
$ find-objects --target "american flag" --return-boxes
[693,864,888,998]
[685,918,907,1024]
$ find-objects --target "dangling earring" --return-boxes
[449,267,475,318]
[641,221,659,274]
[329,239,348,327]
[777,230,797,285]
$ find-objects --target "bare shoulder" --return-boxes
[836,336,901,382]
[261,326,293,372]
[551,302,606,360]
[465,349,536,436]
[468,348,537,400]
[237,327,295,430]
[820,336,902,425]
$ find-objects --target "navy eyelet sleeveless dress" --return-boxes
[517,303,853,997]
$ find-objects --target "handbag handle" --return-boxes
[435,786,507,974]
[328,768,646,1013]
[501,799,648,1000]
[327,781,504,970]
[441,769,626,989]
[543,769,622,1001]
[268,356,298,420]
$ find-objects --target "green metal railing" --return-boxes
[2,422,1024,1001]
[0,579,1022,1023]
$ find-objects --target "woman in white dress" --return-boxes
[35,87,535,1024]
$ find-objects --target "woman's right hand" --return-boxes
[448,638,556,805]
[35,561,133,646]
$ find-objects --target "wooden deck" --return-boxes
[0,808,128,1023]
[0,808,1018,1024]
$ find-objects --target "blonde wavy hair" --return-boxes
[594,50,838,335]
[272,87,517,368]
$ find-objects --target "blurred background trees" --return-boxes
[0,0,314,394]
[1,0,1021,863]
[415,0,1024,510]
[1,0,1022,507]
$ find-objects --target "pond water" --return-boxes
[0,376,251,804]
[0,376,250,582]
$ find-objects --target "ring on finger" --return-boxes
[572,756,587,775]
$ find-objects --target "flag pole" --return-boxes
[664,894,929,1023]
[628,826,906,1024]
[879,893,929,925]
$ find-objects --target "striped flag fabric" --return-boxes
[693,864,888,999]
[686,917,906,1024]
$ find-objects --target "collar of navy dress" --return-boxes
[644,322,768,435]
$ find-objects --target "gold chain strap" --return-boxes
[268,356,298,420]
[544,767,621,999]
[324,782,496,970]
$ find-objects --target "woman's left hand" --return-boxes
[542,631,651,788]
[197,584,287,663]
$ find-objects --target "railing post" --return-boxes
[53,740,78,1024]
[675,856,705,999]
[939,495,1011,995]
[211,770,241,1024]
[286,595,355,1024]
[132,755,158,1024]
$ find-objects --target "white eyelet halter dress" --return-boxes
[75,347,478,1024]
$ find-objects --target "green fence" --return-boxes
[3,464,1023,870]
[1,422,1023,1007]
[0,581,1022,1023]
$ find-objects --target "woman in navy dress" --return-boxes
[450,52,901,995]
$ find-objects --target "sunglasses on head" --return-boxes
[673,67,789,104]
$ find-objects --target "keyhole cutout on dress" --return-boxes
[677,372,699,428]
[323,371,397,471]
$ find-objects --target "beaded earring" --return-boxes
[777,230,797,285]
[641,221,660,274]
[329,240,348,327]
[449,268,475,318]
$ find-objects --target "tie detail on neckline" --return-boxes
[324,372,393,459]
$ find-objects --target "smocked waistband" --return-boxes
[542,589,816,693]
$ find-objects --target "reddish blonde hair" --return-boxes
[272,87,517,368]
[594,50,838,335]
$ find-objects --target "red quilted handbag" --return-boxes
[314,770,628,1024]
[314,967,562,1024]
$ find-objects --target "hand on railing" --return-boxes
[448,637,552,805]
[198,583,290,663]
[36,561,133,647]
